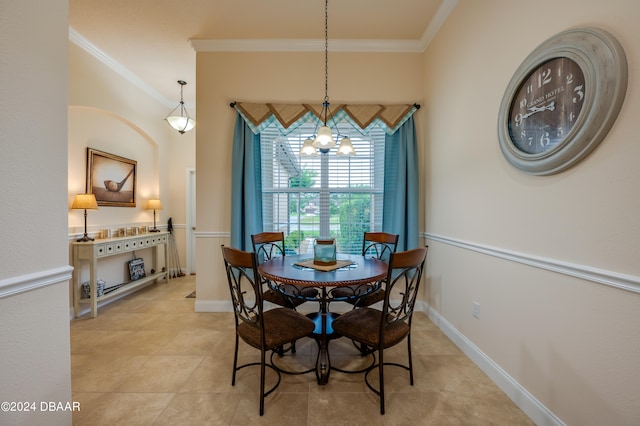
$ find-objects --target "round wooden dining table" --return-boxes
[258,253,388,385]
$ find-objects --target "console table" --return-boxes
[72,232,169,318]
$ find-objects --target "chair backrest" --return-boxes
[362,232,399,262]
[251,232,285,264]
[380,246,428,333]
[221,245,264,336]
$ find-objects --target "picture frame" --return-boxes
[87,148,137,207]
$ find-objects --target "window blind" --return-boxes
[260,120,385,254]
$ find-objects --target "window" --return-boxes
[260,121,386,255]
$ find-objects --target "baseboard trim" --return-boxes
[194,299,234,312]
[0,265,73,299]
[424,233,640,294]
[416,301,564,426]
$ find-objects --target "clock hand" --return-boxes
[522,101,556,119]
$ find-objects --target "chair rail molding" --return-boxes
[0,265,74,299]
[194,231,230,238]
[423,233,640,294]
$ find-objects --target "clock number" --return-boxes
[514,113,523,127]
[538,68,552,87]
[519,98,527,109]
[565,73,574,85]
[573,84,584,103]
[540,132,550,148]
[526,83,533,94]
[568,112,576,122]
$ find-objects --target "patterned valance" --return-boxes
[232,102,419,136]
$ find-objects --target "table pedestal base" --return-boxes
[307,311,341,385]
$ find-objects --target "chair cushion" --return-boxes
[263,286,318,307]
[331,285,385,307]
[238,308,315,350]
[332,307,410,349]
[357,288,385,306]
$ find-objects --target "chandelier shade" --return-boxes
[336,137,355,156]
[165,80,195,134]
[300,138,319,155]
[313,125,336,149]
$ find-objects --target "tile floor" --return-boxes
[70,275,534,425]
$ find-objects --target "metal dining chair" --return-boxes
[332,246,428,415]
[330,232,399,307]
[251,232,319,308]
[221,245,315,416]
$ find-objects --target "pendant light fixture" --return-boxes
[300,0,355,156]
[165,80,195,134]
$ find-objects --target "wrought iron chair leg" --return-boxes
[407,334,414,385]
[260,348,266,416]
[379,349,385,415]
[232,334,239,386]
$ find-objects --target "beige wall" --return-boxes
[0,0,73,424]
[44,0,639,423]
[423,0,640,424]
[194,51,424,302]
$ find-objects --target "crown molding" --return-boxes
[69,27,175,108]
[191,0,458,53]
[419,0,458,50]
[190,38,424,53]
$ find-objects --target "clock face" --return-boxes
[508,57,585,154]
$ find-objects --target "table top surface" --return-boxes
[258,253,387,287]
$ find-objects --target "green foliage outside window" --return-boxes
[337,193,371,253]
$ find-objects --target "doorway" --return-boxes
[186,168,196,274]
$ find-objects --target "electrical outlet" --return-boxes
[472,301,480,319]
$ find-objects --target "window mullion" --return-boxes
[319,153,330,237]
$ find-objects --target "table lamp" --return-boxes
[145,199,163,232]
[71,194,99,242]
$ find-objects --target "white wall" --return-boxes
[423,1,640,424]
[0,0,73,424]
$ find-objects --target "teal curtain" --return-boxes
[230,113,263,250]
[382,116,419,251]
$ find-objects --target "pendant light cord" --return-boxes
[323,0,329,124]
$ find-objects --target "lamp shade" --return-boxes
[166,115,195,133]
[313,126,336,149]
[71,194,98,210]
[336,137,356,156]
[145,199,163,210]
[300,138,319,155]
[166,80,195,134]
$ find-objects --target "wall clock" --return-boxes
[497,27,627,175]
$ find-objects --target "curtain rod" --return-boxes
[229,101,420,109]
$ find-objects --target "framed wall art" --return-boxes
[87,148,137,207]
